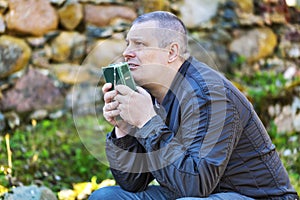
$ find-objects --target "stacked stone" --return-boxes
[0,0,299,133]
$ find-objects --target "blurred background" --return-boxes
[0,0,299,199]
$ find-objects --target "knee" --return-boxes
[88,186,117,200]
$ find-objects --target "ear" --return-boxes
[168,43,179,63]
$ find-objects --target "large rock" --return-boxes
[51,31,86,63]
[58,2,83,30]
[0,68,64,113]
[0,35,31,78]
[278,25,300,59]
[82,36,127,68]
[84,4,137,27]
[4,185,57,200]
[66,82,102,116]
[179,0,219,28]
[51,63,99,84]
[5,0,58,36]
[229,27,277,62]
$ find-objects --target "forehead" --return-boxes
[127,21,158,39]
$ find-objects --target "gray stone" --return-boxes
[179,0,219,28]
[0,36,31,78]
[66,82,102,116]
[4,185,57,200]
[29,109,49,120]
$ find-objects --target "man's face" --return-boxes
[123,21,170,86]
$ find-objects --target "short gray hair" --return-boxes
[132,11,189,59]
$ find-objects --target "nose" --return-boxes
[122,45,135,61]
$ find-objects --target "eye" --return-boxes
[135,40,145,46]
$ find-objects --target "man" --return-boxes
[89,11,298,200]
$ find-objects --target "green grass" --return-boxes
[0,110,299,195]
[0,112,113,193]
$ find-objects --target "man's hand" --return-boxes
[102,83,130,138]
[102,83,119,126]
[115,85,156,128]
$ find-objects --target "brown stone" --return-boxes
[142,0,166,13]
[5,0,58,36]
[229,28,277,62]
[0,35,31,78]
[58,2,83,30]
[0,68,64,113]
[232,0,253,14]
[82,37,127,68]
[51,31,86,63]
[51,63,94,84]
[84,4,137,27]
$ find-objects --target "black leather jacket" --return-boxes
[106,57,299,199]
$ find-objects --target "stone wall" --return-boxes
[0,0,299,132]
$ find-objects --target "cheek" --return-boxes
[143,51,168,65]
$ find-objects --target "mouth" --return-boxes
[128,63,139,70]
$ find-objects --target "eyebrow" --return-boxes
[126,36,144,41]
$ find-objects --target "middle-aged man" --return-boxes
[89,11,299,200]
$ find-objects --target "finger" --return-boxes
[114,93,130,104]
[117,103,125,111]
[104,90,117,103]
[104,109,120,119]
[115,85,134,95]
[103,101,119,111]
[102,83,113,93]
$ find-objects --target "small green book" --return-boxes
[102,62,137,91]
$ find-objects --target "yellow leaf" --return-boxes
[57,189,76,200]
[98,179,116,189]
[73,182,93,200]
[0,185,9,196]
[91,176,98,191]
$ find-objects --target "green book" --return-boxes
[102,62,137,91]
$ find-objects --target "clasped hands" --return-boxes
[102,83,156,137]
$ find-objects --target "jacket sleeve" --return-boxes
[134,85,243,197]
[106,129,154,192]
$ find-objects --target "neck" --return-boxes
[145,63,183,103]
[148,85,169,103]
[143,58,185,103]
